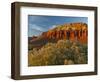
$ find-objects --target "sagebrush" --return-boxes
[28,40,87,66]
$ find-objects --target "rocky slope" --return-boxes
[29,22,88,49]
[41,23,87,42]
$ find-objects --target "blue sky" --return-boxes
[28,15,88,37]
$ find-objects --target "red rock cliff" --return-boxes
[42,23,88,44]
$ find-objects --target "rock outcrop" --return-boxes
[42,23,88,44]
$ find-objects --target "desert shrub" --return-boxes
[28,40,88,66]
[28,44,34,50]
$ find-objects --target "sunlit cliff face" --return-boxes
[42,23,88,44]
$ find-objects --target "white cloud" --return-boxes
[29,24,47,32]
[49,25,57,29]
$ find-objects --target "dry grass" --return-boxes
[28,40,87,66]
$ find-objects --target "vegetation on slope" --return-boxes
[28,40,87,66]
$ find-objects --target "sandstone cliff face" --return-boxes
[42,23,88,44]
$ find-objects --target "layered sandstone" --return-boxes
[42,23,88,44]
